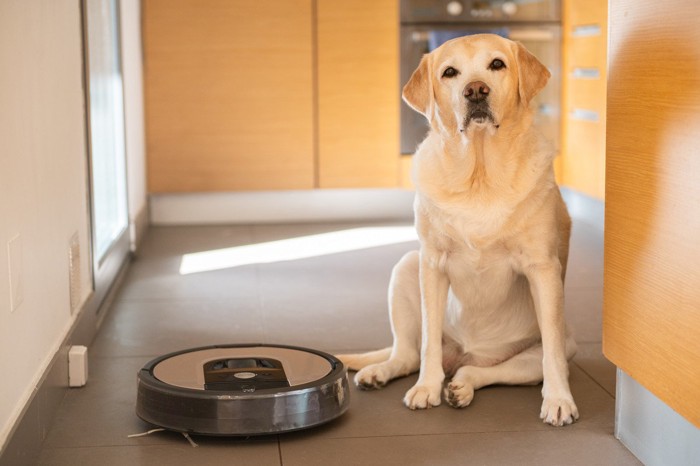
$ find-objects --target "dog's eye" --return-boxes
[442,66,459,78]
[489,59,506,70]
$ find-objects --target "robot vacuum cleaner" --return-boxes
[136,344,350,436]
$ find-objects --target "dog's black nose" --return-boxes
[464,81,490,103]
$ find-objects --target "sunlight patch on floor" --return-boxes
[179,226,418,274]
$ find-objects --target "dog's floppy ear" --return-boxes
[514,41,550,104]
[402,54,432,117]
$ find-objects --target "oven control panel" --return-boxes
[401,0,559,23]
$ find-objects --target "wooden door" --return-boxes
[316,0,400,188]
[143,0,314,192]
[604,0,700,427]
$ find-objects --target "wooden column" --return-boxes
[604,0,700,427]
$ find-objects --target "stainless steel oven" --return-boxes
[400,0,561,154]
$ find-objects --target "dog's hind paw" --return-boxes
[444,381,475,408]
[540,397,579,426]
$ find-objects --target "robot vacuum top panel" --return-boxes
[152,346,333,391]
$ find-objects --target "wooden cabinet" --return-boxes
[560,0,607,199]
[144,0,314,193]
[316,0,399,188]
[143,0,400,193]
[604,0,700,427]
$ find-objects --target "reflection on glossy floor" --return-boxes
[38,217,641,465]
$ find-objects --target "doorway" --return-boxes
[82,0,130,311]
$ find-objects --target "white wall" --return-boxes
[0,0,92,448]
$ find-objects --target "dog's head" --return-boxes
[403,34,550,135]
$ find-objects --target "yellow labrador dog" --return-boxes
[339,34,578,426]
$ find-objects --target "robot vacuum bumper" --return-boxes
[136,344,350,435]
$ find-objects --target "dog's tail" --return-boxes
[336,347,392,372]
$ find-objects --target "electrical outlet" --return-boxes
[8,234,24,312]
[68,233,81,314]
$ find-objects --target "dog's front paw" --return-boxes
[444,381,475,408]
[354,364,389,390]
[540,397,579,426]
[404,383,442,409]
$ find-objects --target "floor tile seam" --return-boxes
[277,436,284,466]
[283,426,613,442]
[46,428,614,450]
[43,439,280,450]
[46,429,607,452]
[109,300,266,310]
[573,339,604,344]
[39,443,163,451]
[90,351,275,360]
[87,354,163,360]
[113,297,261,304]
[84,350,606,365]
[571,360,616,398]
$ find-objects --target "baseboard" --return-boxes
[615,369,700,466]
[149,188,599,227]
[149,189,416,225]
[0,257,131,466]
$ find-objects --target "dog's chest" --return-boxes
[417,194,520,283]
[420,194,512,249]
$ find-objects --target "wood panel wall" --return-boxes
[316,0,399,188]
[560,0,607,199]
[604,0,700,427]
[143,0,314,192]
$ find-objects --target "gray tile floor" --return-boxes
[38,219,641,465]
